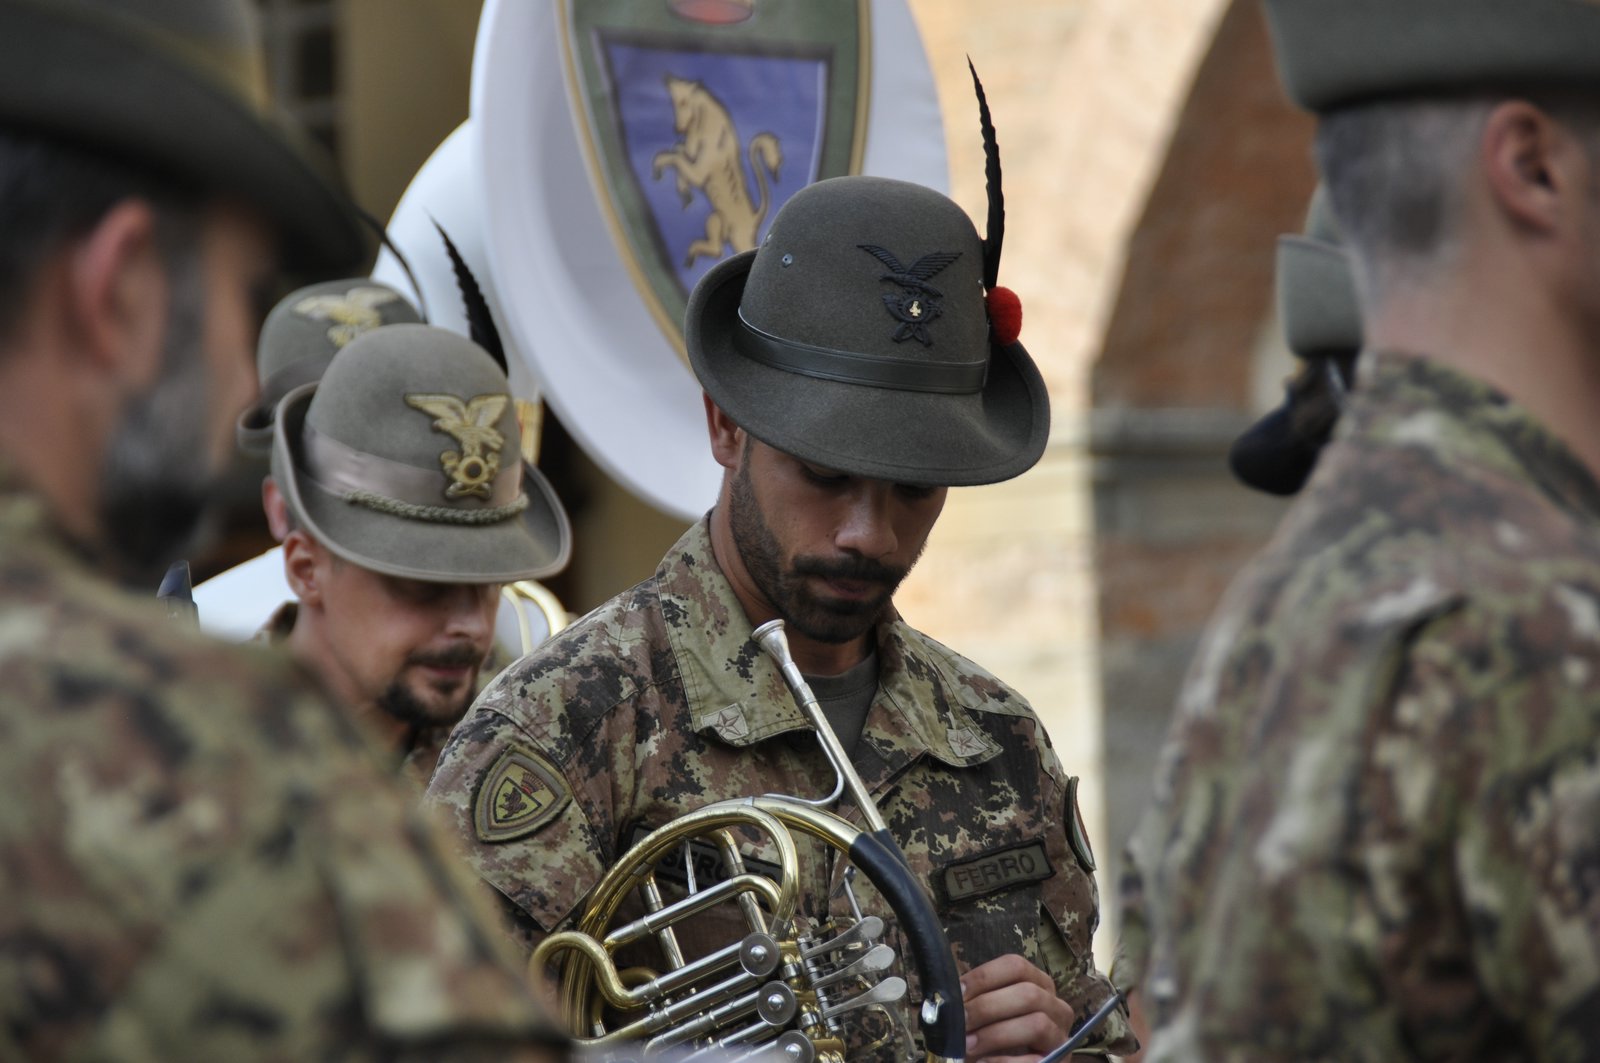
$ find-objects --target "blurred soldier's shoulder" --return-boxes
[0,509,558,1057]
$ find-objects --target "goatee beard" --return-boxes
[728,458,912,645]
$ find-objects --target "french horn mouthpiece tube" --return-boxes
[752,619,891,837]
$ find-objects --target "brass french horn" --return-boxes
[531,620,966,1063]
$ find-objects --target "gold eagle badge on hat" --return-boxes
[295,287,402,349]
[404,392,510,499]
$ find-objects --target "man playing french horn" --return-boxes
[426,105,1133,1060]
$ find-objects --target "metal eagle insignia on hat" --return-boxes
[404,392,510,499]
[858,244,961,346]
[293,287,402,348]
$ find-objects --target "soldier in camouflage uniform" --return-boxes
[0,0,562,1057]
[1120,1,1600,1059]
[427,167,1136,1058]
[265,321,570,787]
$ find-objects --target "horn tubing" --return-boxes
[846,829,965,1060]
[750,619,967,1061]
[752,619,891,836]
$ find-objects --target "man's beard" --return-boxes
[728,458,914,644]
[375,642,487,729]
[96,243,213,584]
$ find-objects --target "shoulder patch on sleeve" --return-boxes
[473,744,571,844]
[1065,775,1096,874]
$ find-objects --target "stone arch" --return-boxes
[1088,0,1317,908]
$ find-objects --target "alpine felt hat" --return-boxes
[0,0,363,272]
[685,175,1049,487]
[271,324,571,583]
[1265,0,1600,112]
[1229,185,1362,496]
[1276,186,1361,361]
[238,279,421,456]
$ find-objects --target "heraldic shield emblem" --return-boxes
[561,0,869,353]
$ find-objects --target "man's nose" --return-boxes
[442,585,497,641]
[833,485,898,559]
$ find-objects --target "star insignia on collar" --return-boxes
[707,705,751,743]
[947,726,987,758]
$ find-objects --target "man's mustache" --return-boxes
[790,555,906,587]
[407,643,488,670]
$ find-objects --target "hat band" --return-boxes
[301,423,527,522]
[734,309,989,395]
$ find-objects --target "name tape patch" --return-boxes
[626,823,783,890]
[473,745,571,844]
[939,840,1054,904]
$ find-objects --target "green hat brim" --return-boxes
[686,250,1050,487]
[271,385,571,583]
[0,1,363,273]
[1267,0,1600,112]
[1278,234,1362,359]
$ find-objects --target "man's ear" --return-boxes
[704,393,746,471]
[262,477,291,542]
[1481,99,1575,237]
[282,529,324,607]
[65,199,168,386]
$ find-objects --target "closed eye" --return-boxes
[799,462,850,488]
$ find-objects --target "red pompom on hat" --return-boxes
[986,285,1022,346]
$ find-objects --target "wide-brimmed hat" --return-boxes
[0,0,363,272]
[271,324,570,583]
[1277,186,1361,360]
[238,279,421,456]
[1266,0,1600,112]
[685,175,1048,487]
[1229,186,1362,496]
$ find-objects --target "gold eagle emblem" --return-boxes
[404,392,510,499]
[294,287,402,348]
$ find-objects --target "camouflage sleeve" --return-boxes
[3,654,562,1060]
[1116,828,1152,996]
[1402,595,1600,1059]
[1038,775,1137,1056]
[423,696,614,958]
[1334,587,1600,1060]
[83,745,563,1060]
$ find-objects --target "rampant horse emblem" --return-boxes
[293,287,401,348]
[403,392,510,499]
[858,244,962,346]
[653,76,783,267]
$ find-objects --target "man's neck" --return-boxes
[1366,271,1600,480]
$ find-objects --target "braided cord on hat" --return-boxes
[341,490,530,525]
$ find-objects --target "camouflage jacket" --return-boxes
[0,480,560,1060]
[1121,352,1600,1061]
[425,520,1133,1056]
